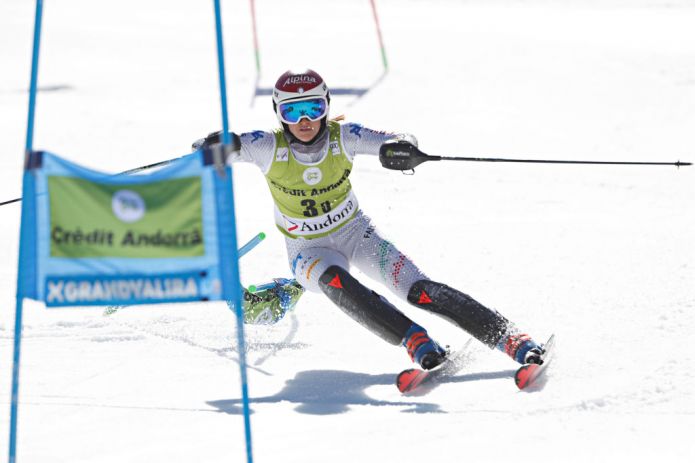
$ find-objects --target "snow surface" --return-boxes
[1,0,695,461]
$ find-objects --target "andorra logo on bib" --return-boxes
[112,190,146,223]
[302,167,322,186]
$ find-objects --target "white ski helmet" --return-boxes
[272,69,330,127]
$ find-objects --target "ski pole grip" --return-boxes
[379,141,434,171]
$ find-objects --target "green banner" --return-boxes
[48,176,204,258]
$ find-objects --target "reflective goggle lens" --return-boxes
[278,98,327,124]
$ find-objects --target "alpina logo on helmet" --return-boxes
[273,70,329,125]
[284,75,317,86]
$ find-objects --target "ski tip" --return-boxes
[247,285,257,293]
[258,232,266,240]
[396,368,428,393]
[515,334,555,390]
[514,363,540,390]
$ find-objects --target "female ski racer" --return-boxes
[193,69,545,370]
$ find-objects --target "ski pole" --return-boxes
[116,156,183,175]
[238,232,265,258]
[425,156,691,167]
[1,156,183,207]
[379,141,692,171]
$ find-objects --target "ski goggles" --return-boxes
[277,97,328,124]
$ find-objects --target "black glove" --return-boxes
[379,141,434,171]
[191,130,241,151]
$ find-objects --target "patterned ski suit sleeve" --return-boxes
[227,130,277,174]
[340,122,417,161]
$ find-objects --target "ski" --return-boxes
[396,340,473,394]
[514,334,556,390]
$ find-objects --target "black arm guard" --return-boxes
[379,141,438,171]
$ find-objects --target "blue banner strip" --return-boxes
[44,272,205,307]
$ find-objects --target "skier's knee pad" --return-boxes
[290,248,348,293]
[407,280,509,347]
[319,266,413,345]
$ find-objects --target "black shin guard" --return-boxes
[407,280,509,348]
[319,266,413,346]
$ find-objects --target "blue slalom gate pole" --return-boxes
[24,0,44,154]
[212,1,254,462]
[9,1,44,461]
[8,298,24,463]
[213,0,232,146]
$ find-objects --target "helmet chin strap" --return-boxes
[282,117,328,146]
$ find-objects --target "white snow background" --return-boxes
[1,0,694,461]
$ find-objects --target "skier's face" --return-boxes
[287,117,322,143]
